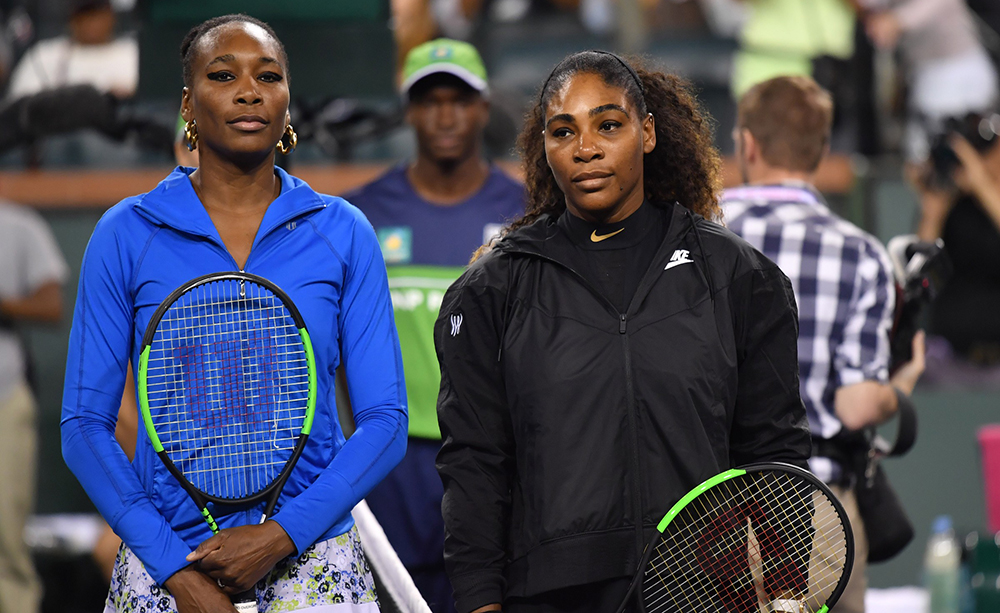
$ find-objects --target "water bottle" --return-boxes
[926,515,961,613]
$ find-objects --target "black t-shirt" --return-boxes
[556,201,670,313]
[931,194,1000,356]
[940,195,1000,283]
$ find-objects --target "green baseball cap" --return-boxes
[401,38,489,99]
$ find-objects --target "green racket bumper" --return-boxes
[299,328,317,436]
[655,468,747,533]
[137,345,165,454]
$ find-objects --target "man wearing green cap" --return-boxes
[343,38,525,613]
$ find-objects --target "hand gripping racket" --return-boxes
[137,272,317,613]
[616,463,854,613]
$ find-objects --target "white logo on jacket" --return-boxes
[450,313,464,337]
[664,249,694,270]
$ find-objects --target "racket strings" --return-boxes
[643,483,845,613]
[645,482,776,613]
[644,488,845,613]
[144,279,310,500]
[641,472,849,613]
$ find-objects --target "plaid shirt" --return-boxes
[721,184,896,481]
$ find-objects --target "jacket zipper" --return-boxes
[620,314,646,561]
[203,208,317,273]
[153,197,324,274]
[503,248,647,561]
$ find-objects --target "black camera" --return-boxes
[927,112,1000,189]
[0,84,175,155]
[886,236,953,371]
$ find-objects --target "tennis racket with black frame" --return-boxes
[615,462,854,613]
[137,271,317,613]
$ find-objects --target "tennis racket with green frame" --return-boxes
[615,462,854,613]
[137,271,318,613]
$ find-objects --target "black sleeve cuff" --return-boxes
[451,569,505,613]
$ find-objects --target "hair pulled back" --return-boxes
[509,51,721,235]
[180,14,288,86]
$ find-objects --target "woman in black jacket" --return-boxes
[434,51,811,613]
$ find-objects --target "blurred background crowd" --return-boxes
[1,0,1000,612]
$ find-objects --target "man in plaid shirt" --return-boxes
[722,76,926,613]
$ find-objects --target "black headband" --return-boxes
[538,50,644,106]
[593,50,644,95]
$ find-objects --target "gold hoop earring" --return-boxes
[276,124,298,155]
[183,119,198,151]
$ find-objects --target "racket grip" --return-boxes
[232,589,259,613]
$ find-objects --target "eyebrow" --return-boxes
[208,54,235,66]
[207,54,279,67]
[591,103,628,117]
[545,103,630,129]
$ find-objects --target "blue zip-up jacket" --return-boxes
[61,166,408,585]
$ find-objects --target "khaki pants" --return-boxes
[0,382,41,613]
[824,484,868,613]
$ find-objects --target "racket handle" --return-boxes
[232,589,259,613]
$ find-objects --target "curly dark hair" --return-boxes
[508,51,721,235]
[180,14,289,86]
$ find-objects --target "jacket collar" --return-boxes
[134,166,327,246]
[494,201,715,318]
[498,201,693,262]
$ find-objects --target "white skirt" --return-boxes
[103,526,380,613]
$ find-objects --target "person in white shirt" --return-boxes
[0,199,67,613]
[6,0,137,100]
[862,0,999,161]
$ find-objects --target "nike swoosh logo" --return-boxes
[590,228,624,242]
[664,259,693,270]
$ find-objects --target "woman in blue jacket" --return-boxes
[61,14,407,613]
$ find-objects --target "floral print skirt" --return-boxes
[104,527,379,613]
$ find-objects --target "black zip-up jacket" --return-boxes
[434,203,811,613]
